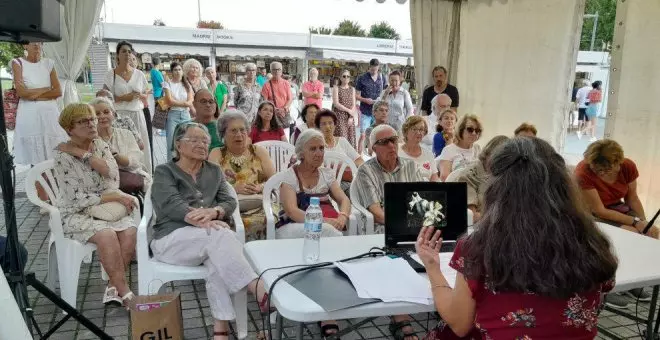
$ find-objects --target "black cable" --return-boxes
[261,250,385,340]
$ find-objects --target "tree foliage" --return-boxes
[333,20,366,37]
[580,0,616,51]
[197,20,224,29]
[368,21,401,40]
[0,42,23,73]
[153,18,166,26]
[309,26,332,35]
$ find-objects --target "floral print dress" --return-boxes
[424,241,614,340]
[53,139,138,243]
[218,145,268,241]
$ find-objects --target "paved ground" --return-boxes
[2,120,655,339]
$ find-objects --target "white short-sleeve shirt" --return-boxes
[327,137,359,161]
[104,69,149,112]
[281,166,336,194]
[398,147,437,180]
[436,143,482,172]
[162,81,190,110]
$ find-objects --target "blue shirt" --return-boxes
[257,74,267,87]
[355,72,386,116]
[150,68,165,98]
[433,133,447,157]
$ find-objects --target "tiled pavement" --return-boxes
[1,128,655,339]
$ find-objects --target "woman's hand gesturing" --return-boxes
[415,226,443,269]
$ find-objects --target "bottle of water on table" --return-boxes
[303,197,322,264]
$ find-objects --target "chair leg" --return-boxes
[46,242,58,291]
[233,288,248,339]
[58,249,83,308]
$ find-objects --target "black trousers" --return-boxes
[143,107,154,171]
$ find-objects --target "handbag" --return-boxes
[237,193,263,212]
[275,167,338,228]
[119,169,144,194]
[89,202,129,222]
[3,58,22,130]
[152,98,169,130]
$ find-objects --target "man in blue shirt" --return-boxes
[356,58,387,141]
[150,57,164,99]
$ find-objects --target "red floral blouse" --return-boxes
[425,242,614,340]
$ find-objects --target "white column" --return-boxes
[606,0,660,210]
[454,0,585,149]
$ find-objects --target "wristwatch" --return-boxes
[632,217,641,227]
[213,206,224,219]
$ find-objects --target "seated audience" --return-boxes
[316,109,364,192]
[432,109,457,157]
[150,122,270,339]
[436,114,483,181]
[575,139,657,307]
[417,136,617,339]
[292,103,319,145]
[399,116,438,181]
[54,103,138,306]
[250,101,287,143]
[95,89,143,150]
[446,135,509,222]
[191,89,223,151]
[422,94,452,150]
[209,110,276,241]
[514,122,538,137]
[277,129,351,239]
[91,97,152,192]
[364,100,389,155]
[353,123,425,340]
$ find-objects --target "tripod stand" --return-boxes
[0,40,111,339]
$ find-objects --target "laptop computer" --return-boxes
[383,182,468,271]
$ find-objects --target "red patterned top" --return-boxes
[424,242,614,340]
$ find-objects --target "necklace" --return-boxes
[227,149,249,168]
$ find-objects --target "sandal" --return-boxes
[389,320,418,340]
[258,292,276,314]
[121,291,135,311]
[213,331,229,339]
[318,321,340,339]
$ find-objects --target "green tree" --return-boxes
[333,20,366,37]
[368,21,401,40]
[197,20,224,29]
[309,26,332,35]
[0,42,23,73]
[153,18,166,26]
[580,0,616,51]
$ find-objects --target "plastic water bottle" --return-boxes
[303,197,323,264]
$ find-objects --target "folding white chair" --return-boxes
[136,184,248,339]
[25,160,130,308]
[254,141,295,173]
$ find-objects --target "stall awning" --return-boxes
[214,47,306,59]
[319,49,413,66]
[107,42,212,57]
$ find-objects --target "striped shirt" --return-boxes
[354,157,425,233]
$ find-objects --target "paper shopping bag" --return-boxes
[130,292,184,340]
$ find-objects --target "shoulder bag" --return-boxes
[152,81,171,130]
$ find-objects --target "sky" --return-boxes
[102,0,413,39]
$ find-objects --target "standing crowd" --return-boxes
[7,38,656,340]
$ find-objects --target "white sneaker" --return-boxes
[102,286,122,306]
[577,131,583,140]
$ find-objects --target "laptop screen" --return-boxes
[384,182,468,248]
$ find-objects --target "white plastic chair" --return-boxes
[136,184,248,339]
[349,180,375,235]
[262,170,359,240]
[25,160,133,308]
[254,141,295,173]
[323,151,358,183]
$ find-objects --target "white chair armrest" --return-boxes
[347,210,358,235]
[350,202,375,235]
[233,209,245,244]
[136,210,151,266]
[265,205,276,240]
[467,209,474,227]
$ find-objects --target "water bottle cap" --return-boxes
[310,197,320,205]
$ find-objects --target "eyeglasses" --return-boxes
[246,69,257,72]
[342,75,350,78]
[410,128,426,134]
[75,117,98,126]
[198,99,217,105]
[272,68,282,72]
[228,128,247,135]
[465,127,482,134]
[374,136,399,146]
[181,137,210,145]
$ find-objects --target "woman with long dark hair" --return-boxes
[417,137,618,339]
[250,101,286,143]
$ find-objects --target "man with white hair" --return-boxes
[261,61,293,135]
[353,123,424,339]
[422,93,452,149]
[302,67,324,108]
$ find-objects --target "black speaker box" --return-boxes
[0,0,63,43]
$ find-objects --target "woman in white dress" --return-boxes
[11,42,68,166]
[399,116,439,181]
[103,41,152,173]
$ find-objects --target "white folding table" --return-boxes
[244,223,660,340]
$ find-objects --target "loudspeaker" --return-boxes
[0,0,63,43]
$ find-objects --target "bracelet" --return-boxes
[431,284,452,290]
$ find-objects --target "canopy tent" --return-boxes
[316,49,412,66]
[214,47,306,60]
[43,0,103,107]
[107,42,212,57]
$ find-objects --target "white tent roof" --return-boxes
[320,49,412,65]
[107,42,211,57]
[214,47,306,59]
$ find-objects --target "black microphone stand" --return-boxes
[1,34,111,339]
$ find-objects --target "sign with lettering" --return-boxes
[310,34,397,53]
[213,29,308,48]
[104,23,213,44]
[396,39,414,55]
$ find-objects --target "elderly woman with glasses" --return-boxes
[364,100,390,155]
[209,110,276,241]
[233,62,262,123]
[90,97,152,191]
[53,103,139,307]
[436,114,483,181]
[399,116,438,181]
[151,122,270,340]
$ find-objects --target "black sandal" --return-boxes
[389,320,418,340]
[213,331,229,339]
[318,321,340,339]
